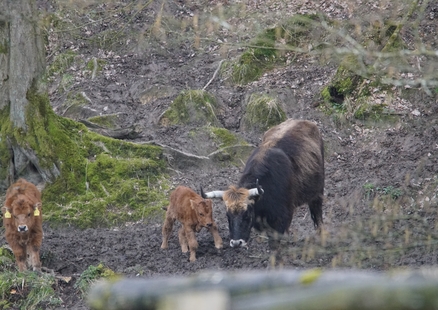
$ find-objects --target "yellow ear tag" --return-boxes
[5,211,11,219]
[34,209,40,217]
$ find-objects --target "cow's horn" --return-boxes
[203,190,225,199]
[200,186,207,199]
[249,180,264,197]
[256,179,264,195]
[248,188,260,197]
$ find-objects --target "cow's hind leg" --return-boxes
[308,196,323,230]
[161,213,175,249]
[178,227,189,253]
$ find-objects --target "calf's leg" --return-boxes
[161,214,175,249]
[28,244,42,271]
[209,222,223,249]
[11,244,27,272]
[184,226,198,262]
[178,226,189,253]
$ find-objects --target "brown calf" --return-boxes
[2,178,43,272]
[161,186,223,262]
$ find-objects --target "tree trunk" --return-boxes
[0,0,60,190]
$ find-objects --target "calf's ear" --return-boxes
[1,206,11,217]
[4,197,14,208]
[33,202,42,210]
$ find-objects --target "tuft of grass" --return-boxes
[0,270,62,310]
[363,182,376,199]
[160,89,220,126]
[241,93,286,132]
[363,183,403,200]
[378,186,403,200]
[75,263,118,295]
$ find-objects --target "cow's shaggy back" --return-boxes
[237,119,324,237]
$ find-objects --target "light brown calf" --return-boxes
[161,186,223,262]
[2,178,43,272]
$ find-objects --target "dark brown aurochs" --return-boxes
[202,119,324,248]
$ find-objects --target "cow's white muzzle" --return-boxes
[230,239,247,248]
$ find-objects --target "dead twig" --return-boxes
[203,60,224,90]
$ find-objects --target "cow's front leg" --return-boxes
[184,226,198,262]
[209,222,223,249]
[178,227,188,253]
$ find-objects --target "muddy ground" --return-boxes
[2,0,438,309]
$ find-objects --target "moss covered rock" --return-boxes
[160,90,220,126]
[1,86,169,229]
[241,94,286,132]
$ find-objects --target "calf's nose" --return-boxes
[18,225,28,232]
[206,223,212,228]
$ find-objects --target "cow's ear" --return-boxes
[33,202,42,210]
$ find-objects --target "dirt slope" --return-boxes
[1,0,438,308]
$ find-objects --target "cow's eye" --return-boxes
[199,213,204,216]
[28,213,31,217]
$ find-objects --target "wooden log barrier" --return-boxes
[87,268,438,310]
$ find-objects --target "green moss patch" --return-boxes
[0,39,8,54]
[0,85,169,229]
[186,126,250,161]
[354,102,387,120]
[226,14,328,85]
[47,50,77,77]
[87,115,118,129]
[86,58,107,77]
[209,127,242,148]
[42,127,169,228]
[59,91,93,119]
[321,55,363,107]
[160,90,220,126]
[241,93,286,132]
